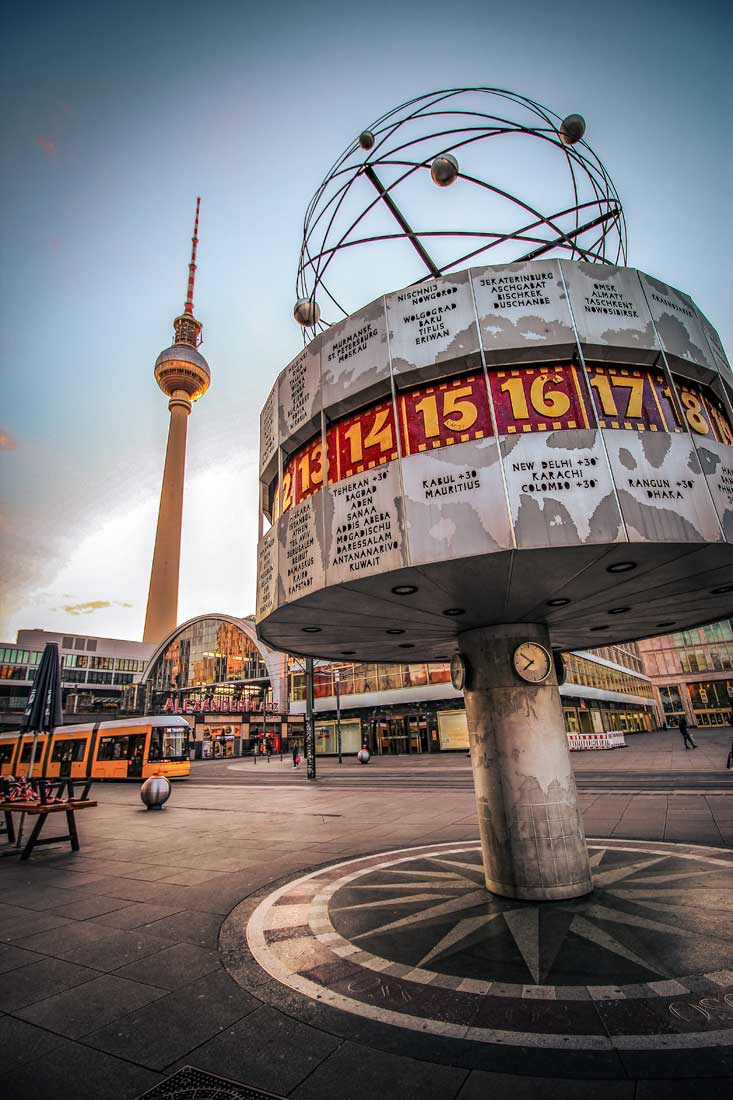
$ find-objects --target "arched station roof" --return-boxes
[141,613,287,706]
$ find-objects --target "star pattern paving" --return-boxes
[328,845,733,987]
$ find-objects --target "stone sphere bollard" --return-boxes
[357,748,371,765]
[140,774,171,811]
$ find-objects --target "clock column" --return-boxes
[458,623,593,901]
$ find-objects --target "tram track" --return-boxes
[185,769,732,793]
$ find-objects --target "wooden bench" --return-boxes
[0,777,97,860]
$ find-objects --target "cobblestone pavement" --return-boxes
[0,728,731,1099]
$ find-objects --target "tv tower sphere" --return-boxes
[154,341,210,402]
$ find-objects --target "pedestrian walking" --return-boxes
[678,715,697,750]
[292,742,301,768]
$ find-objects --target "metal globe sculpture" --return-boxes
[258,87,732,905]
[294,88,627,337]
[356,748,371,765]
[140,774,171,811]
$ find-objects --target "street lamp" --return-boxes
[335,670,342,765]
[259,686,265,765]
[305,657,316,780]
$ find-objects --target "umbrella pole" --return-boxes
[16,732,39,849]
[27,732,40,777]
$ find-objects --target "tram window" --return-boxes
[20,742,43,763]
[0,744,14,763]
[150,726,189,761]
[51,739,86,763]
[97,735,130,760]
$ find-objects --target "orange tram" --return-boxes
[0,716,192,782]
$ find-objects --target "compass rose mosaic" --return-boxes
[239,840,733,1054]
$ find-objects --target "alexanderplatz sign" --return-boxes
[255,89,733,903]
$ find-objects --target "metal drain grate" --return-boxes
[135,1066,288,1100]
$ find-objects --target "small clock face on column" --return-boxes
[450,653,467,691]
[512,642,552,683]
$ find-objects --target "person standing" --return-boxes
[292,741,300,768]
[678,714,697,750]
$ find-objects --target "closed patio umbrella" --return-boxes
[19,642,63,777]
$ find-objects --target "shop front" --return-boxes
[561,697,654,735]
[247,717,284,755]
[370,714,430,754]
[202,723,239,758]
[658,680,732,727]
[314,717,362,755]
[687,680,732,726]
[433,698,654,751]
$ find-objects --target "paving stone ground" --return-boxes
[0,727,731,1100]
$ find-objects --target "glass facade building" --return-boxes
[1,615,662,752]
[141,615,288,759]
[146,617,269,699]
[637,621,733,727]
[0,631,154,730]
[287,640,655,754]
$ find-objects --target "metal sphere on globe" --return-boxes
[140,774,171,811]
[358,130,375,150]
[430,153,459,187]
[293,298,321,327]
[357,748,371,765]
[560,114,586,146]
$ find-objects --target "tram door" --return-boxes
[128,734,146,778]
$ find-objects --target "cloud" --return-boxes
[0,430,17,451]
[61,600,134,615]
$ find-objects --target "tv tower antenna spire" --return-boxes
[171,198,203,349]
[184,196,200,316]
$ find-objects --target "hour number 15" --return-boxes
[414,386,478,437]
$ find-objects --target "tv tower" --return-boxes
[143,199,210,644]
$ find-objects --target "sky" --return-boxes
[1,0,731,644]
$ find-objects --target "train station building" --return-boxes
[0,614,689,753]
